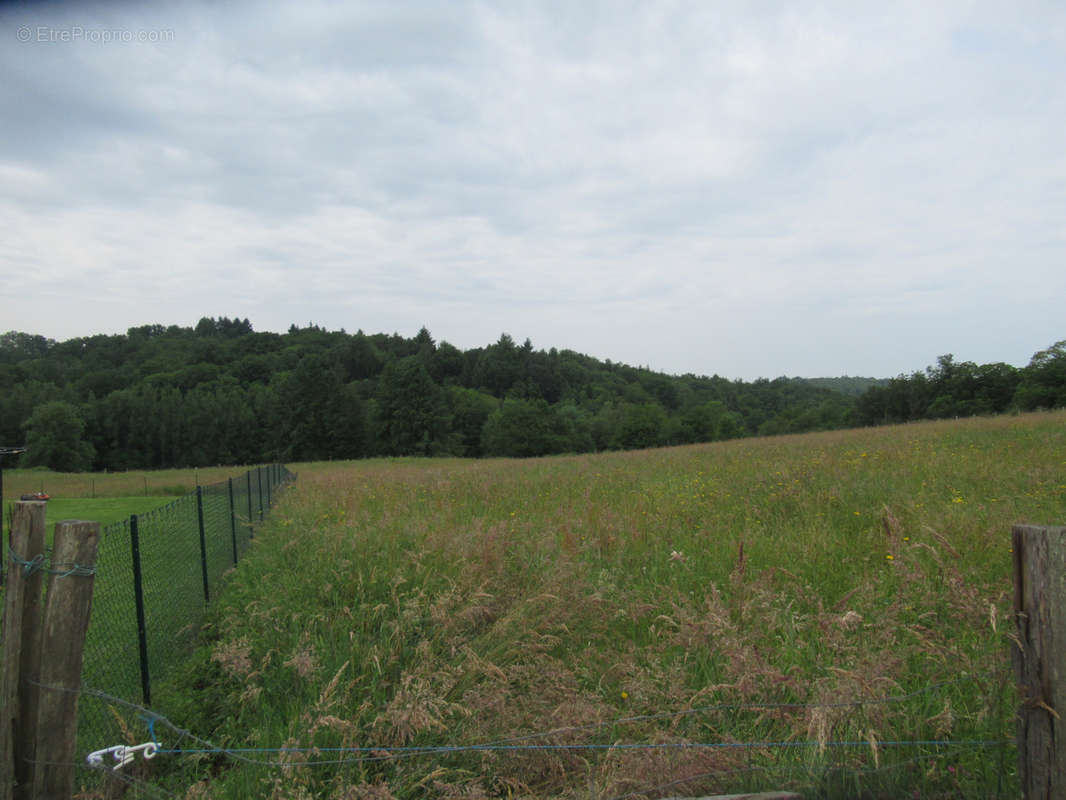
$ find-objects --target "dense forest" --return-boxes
[1,319,1063,471]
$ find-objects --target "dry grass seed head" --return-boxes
[926,699,955,737]
[880,505,903,542]
[309,714,357,739]
[597,744,746,800]
[316,660,350,710]
[211,637,253,678]
[807,706,831,756]
[239,684,263,708]
[431,779,492,800]
[329,781,398,800]
[183,780,214,800]
[373,672,470,745]
[838,610,863,631]
[284,646,318,680]
[266,737,313,800]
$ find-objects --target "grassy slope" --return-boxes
[150,412,1066,799]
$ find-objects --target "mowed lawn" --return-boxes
[29,496,175,528]
[2,464,253,503]
[133,413,1066,797]
[3,496,174,560]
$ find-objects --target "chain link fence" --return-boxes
[77,464,295,759]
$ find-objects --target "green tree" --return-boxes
[376,356,451,455]
[448,386,499,456]
[481,398,568,457]
[473,334,524,396]
[274,354,364,461]
[1015,340,1066,410]
[616,403,666,449]
[555,402,594,452]
[336,332,384,381]
[682,400,729,442]
[430,341,466,385]
[21,401,95,472]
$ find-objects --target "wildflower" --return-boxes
[903,536,910,542]
[885,554,894,561]
[621,691,629,700]
[669,550,686,563]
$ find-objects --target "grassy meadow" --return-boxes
[118,413,1063,797]
[3,464,252,503]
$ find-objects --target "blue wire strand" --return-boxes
[158,739,1004,757]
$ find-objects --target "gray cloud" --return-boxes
[1,0,1064,379]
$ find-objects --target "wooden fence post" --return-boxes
[31,519,100,800]
[0,502,47,800]
[1013,523,1066,799]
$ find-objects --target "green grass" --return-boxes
[90,414,1066,797]
[2,464,255,501]
[25,496,175,529]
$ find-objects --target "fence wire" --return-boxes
[41,677,1013,799]
[76,464,295,763]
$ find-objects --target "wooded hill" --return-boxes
[1,319,1063,471]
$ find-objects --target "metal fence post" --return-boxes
[228,478,238,566]
[196,486,210,603]
[129,514,151,706]
[257,466,264,522]
[266,464,272,509]
[246,469,254,539]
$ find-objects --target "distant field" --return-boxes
[2,465,254,547]
[135,410,1066,798]
[2,465,253,502]
[32,496,175,528]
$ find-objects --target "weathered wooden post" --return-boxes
[0,446,29,584]
[31,519,100,800]
[1013,524,1066,799]
[0,501,46,800]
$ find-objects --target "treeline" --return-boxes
[1,318,855,470]
[3,320,1063,471]
[853,343,1066,425]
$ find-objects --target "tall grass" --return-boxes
[145,412,1065,798]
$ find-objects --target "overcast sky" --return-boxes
[2,1,1064,380]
